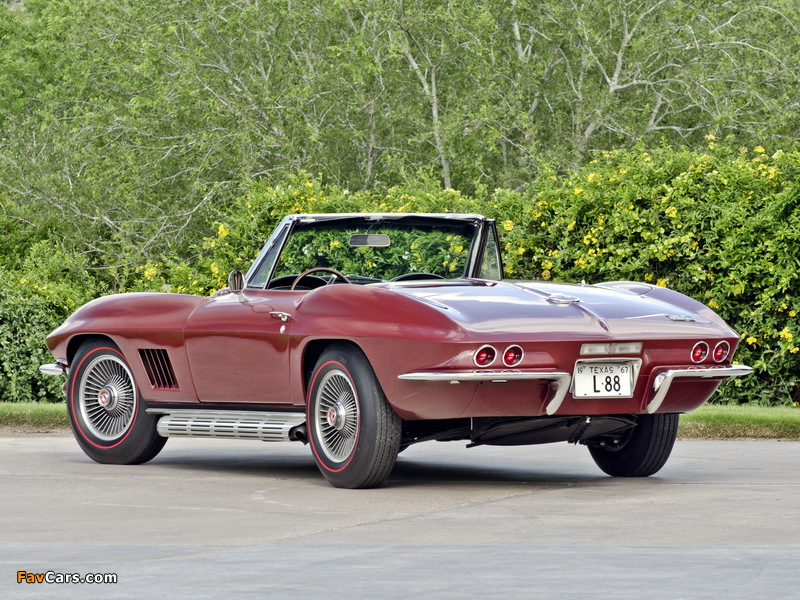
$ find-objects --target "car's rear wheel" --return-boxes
[587,413,679,477]
[307,343,401,488]
[67,339,166,465]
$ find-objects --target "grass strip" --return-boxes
[0,402,70,430]
[678,404,800,440]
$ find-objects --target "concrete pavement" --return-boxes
[1,433,798,598]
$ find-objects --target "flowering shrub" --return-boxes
[6,143,800,405]
[0,242,97,403]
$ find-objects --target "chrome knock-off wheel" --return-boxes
[67,340,166,465]
[78,353,137,441]
[315,370,359,463]
[307,344,402,489]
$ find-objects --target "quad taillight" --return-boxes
[691,342,709,363]
[691,340,731,364]
[503,345,523,367]
[713,341,731,363]
[474,346,497,367]
[473,345,524,368]
[472,340,730,368]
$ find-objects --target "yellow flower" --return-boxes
[656,278,667,287]
[754,146,766,154]
[705,134,716,141]
[790,310,797,317]
[567,220,576,231]
[144,266,158,280]
[573,188,584,196]
[708,300,719,309]
[218,224,229,238]
[746,336,758,346]
[542,259,553,270]
[665,206,678,218]
[779,327,794,342]
[330,240,342,249]
[503,220,515,231]
[644,273,653,282]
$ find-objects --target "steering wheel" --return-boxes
[389,272,445,282]
[290,268,352,290]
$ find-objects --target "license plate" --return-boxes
[572,361,635,398]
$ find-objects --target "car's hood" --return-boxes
[386,279,734,339]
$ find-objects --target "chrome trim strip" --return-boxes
[398,370,569,383]
[148,409,306,442]
[646,365,753,414]
[397,371,571,416]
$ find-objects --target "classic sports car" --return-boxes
[42,213,751,488]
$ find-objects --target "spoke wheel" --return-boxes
[78,353,137,441]
[315,370,360,463]
[68,339,166,465]
[307,343,401,488]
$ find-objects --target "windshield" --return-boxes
[272,218,477,283]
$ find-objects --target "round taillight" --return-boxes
[713,341,731,363]
[474,345,497,367]
[691,341,709,363]
[503,345,523,367]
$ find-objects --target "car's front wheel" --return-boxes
[67,339,166,465]
[307,343,401,488]
[587,413,679,477]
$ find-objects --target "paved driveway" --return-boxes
[1,433,798,599]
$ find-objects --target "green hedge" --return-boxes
[4,141,800,405]
[0,242,97,403]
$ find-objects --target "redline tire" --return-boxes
[67,339,166,465]
[588,413,679,477]
[307,343,401,489]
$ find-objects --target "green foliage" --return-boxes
[2,0,799,283]
[508,141,800,406]
[0,242,97,403]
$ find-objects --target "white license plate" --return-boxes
[572,361,635,398]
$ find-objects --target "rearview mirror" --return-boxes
[349,234,390,247]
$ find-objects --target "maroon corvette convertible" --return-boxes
[42,213,751,488]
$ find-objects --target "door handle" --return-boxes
[269,311,293,323]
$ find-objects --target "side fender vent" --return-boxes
[139,348,179,390]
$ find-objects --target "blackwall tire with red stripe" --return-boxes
[307,343,401,489]
[67,339,166,465]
